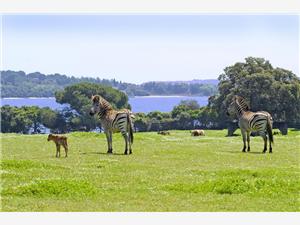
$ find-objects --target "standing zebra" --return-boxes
[226,95,273,153]
[89,95,134,155]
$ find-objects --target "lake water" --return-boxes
[0,96,209,113]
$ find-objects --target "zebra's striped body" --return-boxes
[227,95,273,153]
[90,95,134,155]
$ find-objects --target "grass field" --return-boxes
[1,129,299,211]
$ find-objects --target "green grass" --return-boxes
[1,129,299,211]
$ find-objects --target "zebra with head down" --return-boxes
[226,95,273,153]
[89,95,134,155]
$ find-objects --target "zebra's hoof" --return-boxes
[124,152,128,155]
[107,150,113,154]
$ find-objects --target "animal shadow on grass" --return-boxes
[80,151,125,156]
[225,134,241,137]
[225,150,264,154]
[248,151,265,154]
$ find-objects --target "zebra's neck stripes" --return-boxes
[98,97,113,118]
[235,97,249,117]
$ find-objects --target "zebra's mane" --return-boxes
[234,95,250,111]
[92,95,113,110]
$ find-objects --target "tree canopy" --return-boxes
[209,57,300,124]
[55,82,131,131]
[0,105,62,133]
[1,70,218,97]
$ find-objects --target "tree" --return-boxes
[55,82,131,131]
[171,100,200,118]
[1,70,218,98]
[23,106,41,133]
[209,57,300,127]
[176,111,192,130]
[133,113,149,132]
[40,107,58,129]
[1,105,39,133]
[1,105,16,132]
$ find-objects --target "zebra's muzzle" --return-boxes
[89,111,95,116]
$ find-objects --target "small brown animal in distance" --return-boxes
[190,129,205,136]
[47,134,68,158]
[158,131,170,135]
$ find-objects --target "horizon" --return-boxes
[2,15,299,83]
[1,69,220,85]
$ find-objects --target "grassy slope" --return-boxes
[1,129,299,212]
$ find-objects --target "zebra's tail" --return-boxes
[127,113,134,144]
[266,117,274,143]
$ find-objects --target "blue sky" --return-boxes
[2,15,299,83]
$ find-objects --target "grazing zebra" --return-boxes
[89,95,134,155]
[226,95,273,153]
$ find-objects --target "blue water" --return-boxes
[0,96,209,113]
[129,96,208,113]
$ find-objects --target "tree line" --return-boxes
[1,57,300,134]
[1,70,217,97]
[0,99,213,134]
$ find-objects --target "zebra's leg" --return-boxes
[106,131,113,154]
[241,129,247,152]
[269,136,272,153]
[128,132,132,154]
[261,133,267,153]
[109,131,113,153]
[122,132,128,155]
[246,131,250,152]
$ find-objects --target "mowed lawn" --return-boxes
[1,129,299,212]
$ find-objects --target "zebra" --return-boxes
[89,95,134,155]
[226,95,273,153]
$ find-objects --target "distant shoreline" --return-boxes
[130,95,210,98]
[1,97,56,99]
[2,95,210,99]
[0,96,210,113]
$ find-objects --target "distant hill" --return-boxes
[148,79,219,85]
[1,70,218,98]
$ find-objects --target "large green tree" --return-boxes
[1,105,45,133]
[55,82,131,131]
[209,57,300,126]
